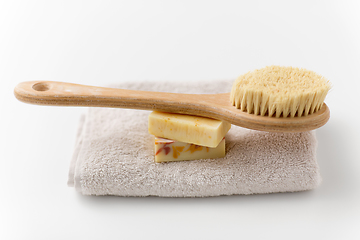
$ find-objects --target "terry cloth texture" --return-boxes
[68,80,322,197]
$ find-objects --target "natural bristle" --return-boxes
[230,66,331,117]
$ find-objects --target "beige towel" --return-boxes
[68,80,321,197]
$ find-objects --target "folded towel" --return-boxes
[68,80,321,197]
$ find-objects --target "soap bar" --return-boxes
[154,137,225,163]
[148,111,231,148]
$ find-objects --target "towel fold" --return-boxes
[68,80,321,197]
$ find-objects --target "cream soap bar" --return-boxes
[154,137,225,163]
[148,111,231,148]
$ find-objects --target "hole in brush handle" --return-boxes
[32,82,50,91]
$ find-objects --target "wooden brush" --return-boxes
[14,66,331,132]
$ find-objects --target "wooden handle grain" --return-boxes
[13,80,222,112]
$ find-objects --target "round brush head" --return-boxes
[230,66,331,117]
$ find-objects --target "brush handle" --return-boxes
[14,80,225,113]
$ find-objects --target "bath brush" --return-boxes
[14,66,331,132]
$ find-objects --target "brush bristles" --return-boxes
[230,66,331,117]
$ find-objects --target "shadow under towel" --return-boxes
[67,80,321,197]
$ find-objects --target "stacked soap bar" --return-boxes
[154,137,226,162]
[148,111,231,163]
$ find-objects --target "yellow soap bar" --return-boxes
[148,112,231,148]
[154,137,225,163]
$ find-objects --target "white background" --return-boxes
[1,0,360,239]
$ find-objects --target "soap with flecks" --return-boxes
[154,137,225,163]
